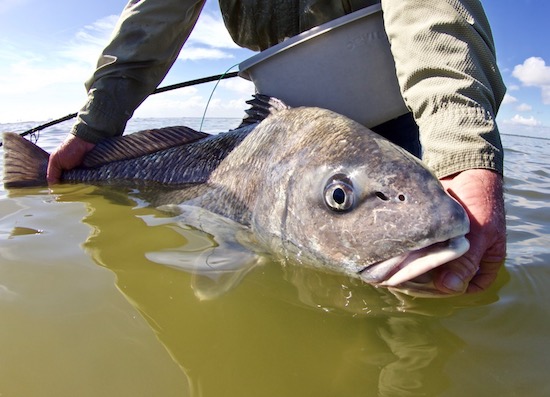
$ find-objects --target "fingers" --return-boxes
[436,169,506,294]
[434,231,505,294]
[466,260,503,293]
[46,151,63,185]
[46,135,96,185]
[433,242,481,294]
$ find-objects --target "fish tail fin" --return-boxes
[2,132,49,188]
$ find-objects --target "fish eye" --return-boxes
[324,174,355,212]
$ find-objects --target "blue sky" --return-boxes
[0,0,549,129]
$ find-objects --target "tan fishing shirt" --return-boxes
[72,0,506,178]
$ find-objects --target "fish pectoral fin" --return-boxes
[190,254,264,301]
[146,243,262,301]
[145,205,264,300]
[155,204,184,216]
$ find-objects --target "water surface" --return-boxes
[0,119,549,396]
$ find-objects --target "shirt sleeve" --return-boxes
[381,0,506,178]
[72,0,206,143]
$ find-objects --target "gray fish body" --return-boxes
[63,125,255,185]
[180,107,469,287]
[2,98,470,294]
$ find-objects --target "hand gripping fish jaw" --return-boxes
[359,235,470,295]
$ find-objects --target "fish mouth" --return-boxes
[358,236,470,287]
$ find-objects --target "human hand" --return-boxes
[46,134,96,184]
[434,169,506,294]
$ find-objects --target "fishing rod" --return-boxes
[0,71,240,147]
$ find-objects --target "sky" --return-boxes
[0,0,549,130]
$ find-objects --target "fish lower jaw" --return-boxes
[358,235,470,288]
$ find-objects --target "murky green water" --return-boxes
[0,120,549,396]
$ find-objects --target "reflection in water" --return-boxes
[1,128,549,396]
[61,185,508,396]
[0,187,191,396]
[377,317,457,397]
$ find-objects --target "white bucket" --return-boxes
[239,4,409,128]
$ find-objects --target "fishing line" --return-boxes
[199,63,241,132]
[0,72,240,147]
[500,132,550,141]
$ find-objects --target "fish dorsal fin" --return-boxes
[82,126,209,168]
[2,132,49,187]
[238,94,290,127]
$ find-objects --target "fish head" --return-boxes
[251,107,470,294]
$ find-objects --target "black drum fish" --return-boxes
[2,96,469,296]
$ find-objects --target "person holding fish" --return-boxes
[46,0,506,296]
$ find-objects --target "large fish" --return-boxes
[2,96,469,296]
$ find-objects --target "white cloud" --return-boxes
[202,96,248,117]
[187,12,239,49]
[219,77,255,95]
[505,114,541,127]
[502,93,517,105]
[516,103,532,112]
[1,60,90,95]
[512,57,550,105]
[178,47,234,61]
[513,57,550,86]
[1,9,239,99]
[179,11,239,61]
[507,84,520,91]
[0,15,118,97]
[0,7,252,122]
[0,14,120,122]
[135,91,206,119]
[58,11,239,65]
[59,15,119,65]
[134,84,250,120]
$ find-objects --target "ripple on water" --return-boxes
[0,122,548,396]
